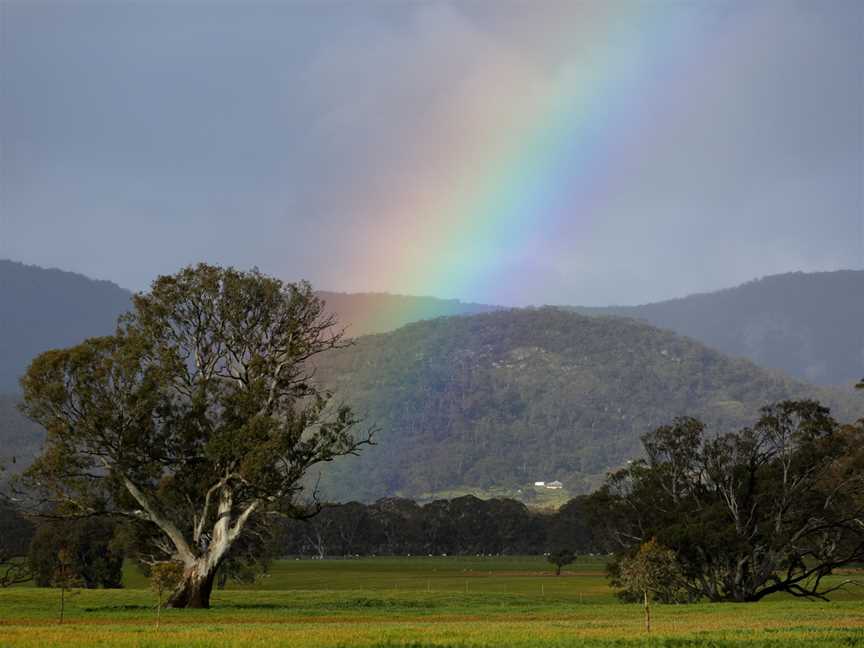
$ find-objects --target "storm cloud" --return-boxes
[1,1,861,305]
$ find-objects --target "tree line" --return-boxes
[0,493,593,584]
[271,495,592,557]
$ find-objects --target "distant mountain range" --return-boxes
[0,260,133,392]
[309,308,863,501]
[568,270,864,387]
[2,260,861,390]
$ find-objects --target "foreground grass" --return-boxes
[1,556,862,647]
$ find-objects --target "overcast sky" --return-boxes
[1,1,862,306]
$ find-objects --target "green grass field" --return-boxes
[1,556,862,647]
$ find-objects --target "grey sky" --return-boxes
[1,0,862,306]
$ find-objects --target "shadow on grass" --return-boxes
[83,598,436,613]
[82,605,153,612]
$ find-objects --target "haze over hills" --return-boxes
[0,260,132,392]
[316,291,500,338]
[1,260,861,498]
[2,260,861,390]
[568,270,864,386]
[0,260,498,392]
[310,308,864,502]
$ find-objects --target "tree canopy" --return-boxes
[19,264,371,607]
[586,401,864,602]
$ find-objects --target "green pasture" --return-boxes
[1,556,862,647]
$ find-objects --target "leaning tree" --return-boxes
[19,264,372,607]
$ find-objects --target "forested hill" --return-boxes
[568,270,864,387]
[0,260,132,391]
[312,308,864,503]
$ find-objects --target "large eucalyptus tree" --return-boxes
[20,264,371,607]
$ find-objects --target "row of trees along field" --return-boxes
[272,495,590,557]
[0,264,862,608]
[0,493,593,586]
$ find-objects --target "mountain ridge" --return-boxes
[567,270,864,386]
[309,307,863,502]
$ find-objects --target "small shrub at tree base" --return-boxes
[150,562,184,628]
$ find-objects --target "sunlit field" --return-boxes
[1,556,863,647]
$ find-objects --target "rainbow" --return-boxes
[348,3,707,306]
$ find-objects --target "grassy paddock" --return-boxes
[1,556,862,647]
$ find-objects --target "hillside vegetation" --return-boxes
[570,270,864,386]
[312,308,863,502]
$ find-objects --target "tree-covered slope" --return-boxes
[568,270,864,386]
[0,260,132,391]
[312,308,863,502]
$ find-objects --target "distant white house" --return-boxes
[533,480,564,490]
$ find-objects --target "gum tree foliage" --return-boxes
[546,548,576,576]
[588,401,864,602]
[29,517,123,588]
[19,264,372,608]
